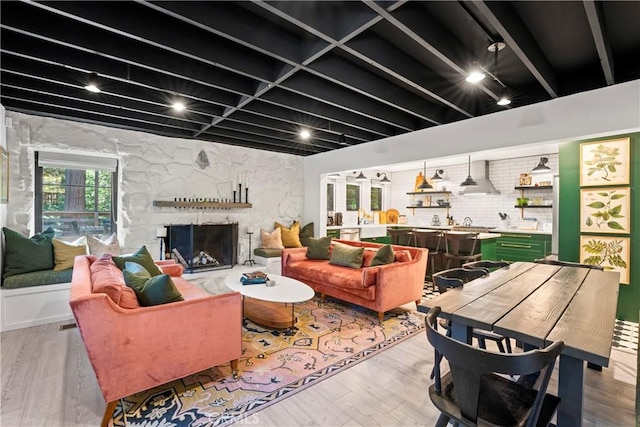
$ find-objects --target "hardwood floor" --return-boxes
[1,320,636,426]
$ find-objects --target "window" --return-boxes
[346,183,360,211]
[327,182,335,212]
[371,186,383,211]
[35,152,118,239]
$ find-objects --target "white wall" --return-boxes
[4,113,304,262]
[388,154,557,228]
[305,80,640,236]
[0,105,6,272]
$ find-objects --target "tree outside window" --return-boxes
[346,183,360,211]
[371,186,382,211]
[327,182,335,212]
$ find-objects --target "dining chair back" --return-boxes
[462,260,511,272]
[443,232,481,268]
[534,258,604,270]
[426,306,564,427]
[412,230,443,282]
[387,228,414,246]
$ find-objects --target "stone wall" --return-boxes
[4,112,304,262]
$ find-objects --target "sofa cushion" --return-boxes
[2,227,56,278]
[286,259,378,290]
[122,271,184,306]
[124,261,151,278]
[371,244,395,266]
[299,222,315,247]
[112,246,163,276]
[275,221,302,248]
[254,247,283,258]
[52,237,88,271]
[90,254,140,309]
[306,236,331,260]
[87,233,120,257]
[260,227,285,249]
[329,242,364,269]
[2,269,73,289]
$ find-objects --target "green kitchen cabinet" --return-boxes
[326,229,340,239]
[479,239,497,261]
[495,233,552,262]
[361,236,391,244]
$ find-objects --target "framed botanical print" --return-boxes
[580,187,630,234]
[580,138,630,186]
[0,147,7,204]
[580,235,630,284]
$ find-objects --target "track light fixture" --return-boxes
[376,172,391,184]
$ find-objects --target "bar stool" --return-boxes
[387,228,414,246]
[412,230,443,282]
[443,232,481,269]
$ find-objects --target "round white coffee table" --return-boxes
[224,273,315,329]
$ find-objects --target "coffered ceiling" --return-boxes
[1,1,638,156]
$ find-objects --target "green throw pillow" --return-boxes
[329,242,364,269]
[112,246,163,276]
[299,222,315,247]
[306,236,331,260]
[370,244,395,266]
[123,270,184,306]
[2,227,56,278]
[124,261,151,278]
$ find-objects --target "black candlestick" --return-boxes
[233,190,237,203]
[245,187,249,204]
[243,232,255,266]
[238,183,242,203]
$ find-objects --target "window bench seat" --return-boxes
[1,280,74,331]
[253,248,282,275]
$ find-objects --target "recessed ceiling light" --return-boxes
[465,70,486,83]
[300,129,311,140]
[497,96,511,106]
[84,72,101,93]
[172,101,186,112]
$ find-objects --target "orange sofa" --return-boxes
[282,239,428,321]
[69,255,242,427]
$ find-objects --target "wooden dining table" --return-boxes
[419,261,620,427]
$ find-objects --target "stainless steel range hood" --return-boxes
[461,161,500,195]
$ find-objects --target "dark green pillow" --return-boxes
[329,242,364,268]
[112,246,163,276]
[306,236,332,260]
[370,244,395,266]
[299,222,315,247]
[124,261,151,278]
[123,270,184,306]
[2,227,56,278]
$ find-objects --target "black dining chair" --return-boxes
[425,306,564,427]
[443,232,481,269]
[432,268,513,354]
[463,260,511,272]
[534,258,604,270]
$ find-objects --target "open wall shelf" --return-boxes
[154,201,252,209]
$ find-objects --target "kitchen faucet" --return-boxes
[463,217,473,227]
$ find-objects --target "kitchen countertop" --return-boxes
[327,224,552,236]
[490,228,552,235]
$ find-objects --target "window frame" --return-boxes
[34,151,118,238]
[346,182,361,211]
[370,184,383,212]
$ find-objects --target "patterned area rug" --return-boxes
[112,296,425,426]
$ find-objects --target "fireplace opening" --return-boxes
[163,224,238,273]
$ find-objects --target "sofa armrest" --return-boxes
[374,248,428,307]
[70,290,242,402]
[281,247,307,266]
[159,263,184,277]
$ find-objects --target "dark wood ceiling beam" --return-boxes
[196,133,319,156]
[236,104,374,143]
[259,89,395,137]
[1,86,204,133]
[200,128,323,155]
[281,73,416,131]
[471,1,558,98]
[583,0,614,85]
[25,1,279,83]
[212,122,338,151]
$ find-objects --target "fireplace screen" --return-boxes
[164,224,238,273]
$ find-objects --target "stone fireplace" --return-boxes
[163,223,238,273]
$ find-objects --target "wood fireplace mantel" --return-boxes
[153,200,252,209]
